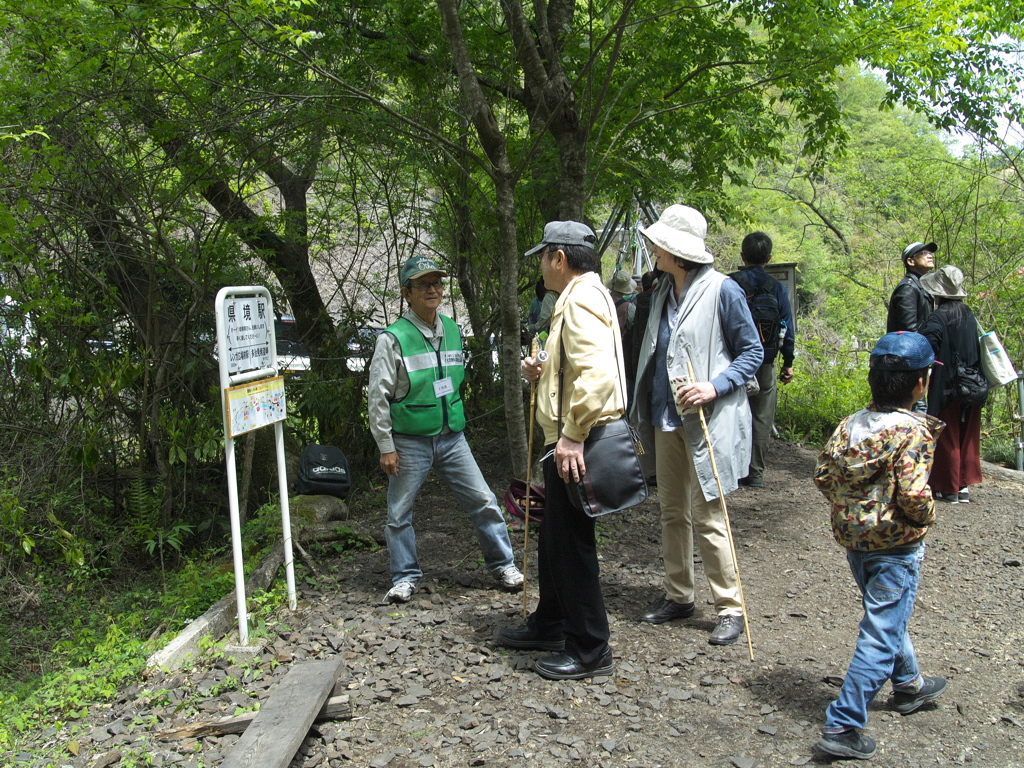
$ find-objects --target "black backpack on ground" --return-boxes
[295,444,352,499]
[730,270,782,364]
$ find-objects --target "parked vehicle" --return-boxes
[344,326,384,372]
[276,337,311,374]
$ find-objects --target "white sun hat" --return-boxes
[638,205,714,264]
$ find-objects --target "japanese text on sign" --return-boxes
[224,297,271,374]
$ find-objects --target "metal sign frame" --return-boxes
[215,286,296,646]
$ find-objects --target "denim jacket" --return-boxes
[814,406,944,551]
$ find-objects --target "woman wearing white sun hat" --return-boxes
[630,205,763,646]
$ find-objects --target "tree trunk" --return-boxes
[556,130,588,221]
[437,0,528,477]
[494,174,529,478]
[138,98,335,353]
[450,126,496,391]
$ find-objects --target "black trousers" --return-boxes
[528,449,610,663]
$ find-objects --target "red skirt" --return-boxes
[929,401,982,494]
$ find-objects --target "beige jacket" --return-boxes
[536,272,626,446]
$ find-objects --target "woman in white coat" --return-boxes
[630,205,763,646]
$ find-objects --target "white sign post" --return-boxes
[215,286,297,646]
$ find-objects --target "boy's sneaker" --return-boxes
[816,730,877,760]
[934,491,959,504]
[958,488,970,503]
[892,676,948,714]
[495,564,525,590]
[383,581,416,604]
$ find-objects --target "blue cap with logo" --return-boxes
[401,256,448,285]
[869,331,935,371]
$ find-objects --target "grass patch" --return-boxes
[776,341,871,445]
[0,502,298,754]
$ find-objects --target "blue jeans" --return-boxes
[824,544,925,732]
[386,431,514,585]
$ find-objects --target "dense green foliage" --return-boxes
[716,69,1024,451]
[0,0,1022,751]
[0,499,367,755]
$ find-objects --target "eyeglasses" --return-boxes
[412,279,444,291]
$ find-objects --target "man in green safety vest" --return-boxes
[368,255,524,604]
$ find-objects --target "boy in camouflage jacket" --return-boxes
[812,331,947,760]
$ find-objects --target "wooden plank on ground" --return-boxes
[154,694,352,741]
[220,657,345,768]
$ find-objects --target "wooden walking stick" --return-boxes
[686,360,755,661]
[522,337,540,619]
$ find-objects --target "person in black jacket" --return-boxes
[886,242,936,333]
[918,265,985,505]
[731,232,795,488]
[888,242,937,413]
[623,268,660,407]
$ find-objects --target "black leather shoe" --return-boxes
[497,625,565,652]
[709,614,744,645]
[535,648,613,680]
[640,597,695,624]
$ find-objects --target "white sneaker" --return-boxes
[495,564,525,590]
[384,581,416,604]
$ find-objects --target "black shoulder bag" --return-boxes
[556,291,648,517]
[941,312,989,409]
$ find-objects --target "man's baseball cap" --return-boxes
[525,221,596,256]
[869,331,935,371]
[902,241,938,261]
[400,256,448,285]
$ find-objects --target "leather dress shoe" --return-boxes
[709,614,744,645]
[497,625,565,652]
[534,648,613,680]
[640,597,695,624]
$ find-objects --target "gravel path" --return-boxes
[20,441,1024,768]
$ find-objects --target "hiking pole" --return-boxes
[686,360,755,661]
[522,337,540,619]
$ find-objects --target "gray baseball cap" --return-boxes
[525,221,596,256]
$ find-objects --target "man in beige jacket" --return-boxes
[496,221,626,680]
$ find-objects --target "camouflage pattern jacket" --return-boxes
[814,406,944,551]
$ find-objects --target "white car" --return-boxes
[276,338,311,374]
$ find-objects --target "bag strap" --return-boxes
[729,269,776,298]
[938,310,961,377]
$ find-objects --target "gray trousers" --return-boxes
[745,362,777,484]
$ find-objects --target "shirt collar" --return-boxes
[403,309,443,338]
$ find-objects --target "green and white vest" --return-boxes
[386,315,466,435]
